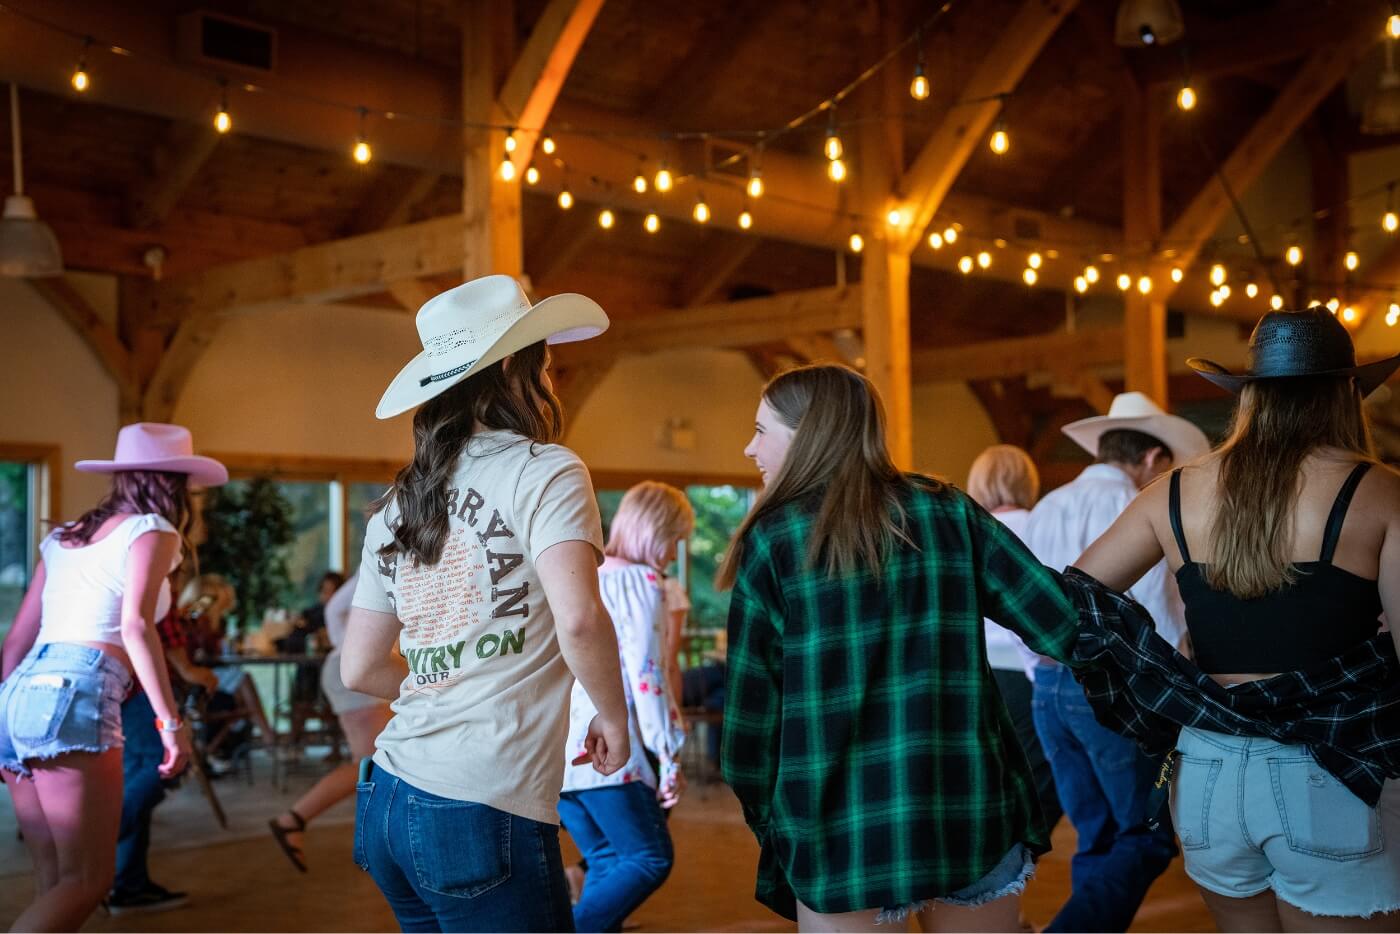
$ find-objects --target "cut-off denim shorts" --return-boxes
[0,642,131,777]
[875,844,1036,924]
[1172,726,1400,919]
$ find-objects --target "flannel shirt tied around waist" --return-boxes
[1062,566,1400,807]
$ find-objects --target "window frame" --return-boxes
[0,441,60,546]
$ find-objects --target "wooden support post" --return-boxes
[1122,78,1167,406]
[462,1,522,279]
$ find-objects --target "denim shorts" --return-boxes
[875,844,1036,923]
[0,642,131,777]
[1172,726,1400,918]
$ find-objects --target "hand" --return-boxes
[158,724,192,778]
[196,668,219,693]
[570,713,630,775]
[657,762,685,809]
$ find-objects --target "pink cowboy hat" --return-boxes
[76,423,228,486]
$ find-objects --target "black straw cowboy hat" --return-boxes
[1188,306,1400,397]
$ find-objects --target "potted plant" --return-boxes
[198,477,296,633]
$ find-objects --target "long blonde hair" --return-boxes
[967,445,1039,511]
[606,482,695,570]
[717,365,928,589]
[1207,375,1375,597]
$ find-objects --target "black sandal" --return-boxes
[268,810,308,873]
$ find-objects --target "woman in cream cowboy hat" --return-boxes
[0,422,226,929]
[339,275,633,931]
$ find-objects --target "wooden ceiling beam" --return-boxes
[125,121,223,229]
[895,0,1080,254]
[911,326,1124,383]
[528,207,599,288]
[28,278,139,418]
[345,170,442,236]
[675,235,761,307]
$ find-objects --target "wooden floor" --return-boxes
[0,769,1213,932]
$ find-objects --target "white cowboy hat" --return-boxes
[76,423,228,486]
[1062,391,1210,463]
[377,275,608,419]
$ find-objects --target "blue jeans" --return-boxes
[1032,665,1177,932]
[558,783,673,932]
[353,761,574,932]
[114,691,167,895]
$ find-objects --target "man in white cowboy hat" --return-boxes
[1021,391,1209,933]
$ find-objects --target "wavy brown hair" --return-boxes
[1206,374,1375,598]
[374,341,561,567]
[718,365,928,589]
[58,471,192,546]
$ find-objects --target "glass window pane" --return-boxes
[596,490,625,539]
[217,478,333,612]
[0,461,35,638]
[683,485,754,632]
[347,481,389,574]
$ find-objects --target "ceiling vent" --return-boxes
[177,11,277,75]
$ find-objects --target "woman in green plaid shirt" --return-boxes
[719,365,1081,931]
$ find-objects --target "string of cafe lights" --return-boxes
[9,2,1400,326]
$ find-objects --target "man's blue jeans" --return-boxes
[353,762,574,933]
[114,691,167,895]
[558,782,673,932]
[1032,664,1177,932]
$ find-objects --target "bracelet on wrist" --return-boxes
[154,717,184,733]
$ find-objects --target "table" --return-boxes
[213,653,325,788]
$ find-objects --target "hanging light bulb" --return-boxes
[1345,250,1360,271]
[958,255,974,274]
[1387,301,1400,326]
[1074,275,1089,293]
[1116,272,1132,291]
[1027,252,1043,269]
[557,188,574,210]
[1270,294,1285,311]
[352,107,372,164]
[598,207,615,230]
[644,212,660,234]
[1391,12,1400,39]
[747,171,764,199]
[738,208,754,230]
[1210,263,1226,286]
[499,155,517,182]
[504,128,517,153]
[910,63,930,101]
[1210,290,1225,307]
[989,118,1010,155]
[1286,243,1303,266]
[1245,282,1259,299]
[71,39,91,92]
[632,170,648,194]
[928,232,944,250]
[977,250,992,269]
[1137,275,1153,294]
[1327,297,1341,312]
[1177,82,1197,112]
[849,232,865,253]
[825,110,844,161]
[944,226,959,244]
[1084,264,1100,284]
[654,164,673,193]
[1217,284,1231,300]
[1386,210,1399,233]
[1170,266,1184,283]
[525,165,540,185]
[1342,305,1358,323]
[541,134,556,155]
[1023,267,1038,286]
[213,80,232,134]
[827,158,847,182]
[693,193,710,224]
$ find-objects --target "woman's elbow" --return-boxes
[556,603,612,642]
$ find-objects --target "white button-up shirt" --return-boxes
[1023,463,1186,651]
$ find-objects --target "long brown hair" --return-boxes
[717,365,926,589]
[375,341,561,566]
[58,470,192,546]
[1207,374,1375,597]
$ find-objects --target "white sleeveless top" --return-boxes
[38,514,182,648]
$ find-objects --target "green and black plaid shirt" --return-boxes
[721,478,1080,919]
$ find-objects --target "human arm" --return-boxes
[122,530,190,778]
[1,559,45,681]
[1381,479,1400,663]
[340,606,407,700]
[537,541,630,775]
[620,573,687,806]
[166,645,217,692]
[663,579,688,716]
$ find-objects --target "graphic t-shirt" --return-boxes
[352,430,604,824]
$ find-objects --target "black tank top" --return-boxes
[1171,463,1383,674]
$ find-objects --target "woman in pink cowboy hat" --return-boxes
[0,422,227,930]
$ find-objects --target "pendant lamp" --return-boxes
[1114,0,1185,47]
[1,83,63,278]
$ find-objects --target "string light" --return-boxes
[1345,250,1360,271]
[1286,243,1303,266]
[958,255,974,274]
[1027,252,1043,269]
[1387,302,1400,327]
[644,212,660,234]
[828,158,847,182]
[1245,282,1259,299]
[1327,297,1341,312]
[1342,305,1358,323]
[989,117,1010,155]
[1170,266,1184,283]
[887,208,906,227]
[1177,82,1197,112]
[1210,290,1225,307]
[598,207,615,229]
[1137,275,1153,295]
[213,79,231,134]
[71,38,91,92]
[1022,267,1038,286]
[693,193,711,224]
[504,128,517,153]
[541,135,556,155]
[654,164,673,193]
[632,169,648,194]
[1084,265,1100,284]
[738,208,753,230]
[849,232,865,253]
[910,32,929,100]
[1210,263,1226,286]
[352,107,372,164]
[1386,185,1399,232]
[557,188,574,210]
[944,226,959,244]
[824,110,844,161]
[1074,275,1088,293]
[747,171,764,199]
[977,250,992,269]
[499,152,517,182]
[1270,294,1285,310]
[525,165,540,185]
[928,232,944,250]
[1217,284,1231,299]
[1116,273,1132,291]
[1390,12,1400,38]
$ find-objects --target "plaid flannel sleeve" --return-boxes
[969,501,1080,664]
[721,530,785,839]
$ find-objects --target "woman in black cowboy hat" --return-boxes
[1072,306,1400,931]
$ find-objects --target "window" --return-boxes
[0,445,57,638]
[346,481,389,573]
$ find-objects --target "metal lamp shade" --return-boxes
[1364,70,1400,135]
[1114,0,1185,47]
[0,194,63,278]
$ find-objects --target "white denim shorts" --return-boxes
[1172,726,1400,919]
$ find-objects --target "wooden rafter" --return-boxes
[125,121,222,229]
[529,207,599,288]
[911,326,1125,383]
[385,279,437,314]
[345,171,442,236]
[28,278,139,418]
[675,235,760,307]
[143,313,224,422]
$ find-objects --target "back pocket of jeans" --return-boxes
[352,781,374,871]
[11,675,77,747]
[1270,757,1383,861]
[406,796,512,897]
[1171,754,1222,850]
